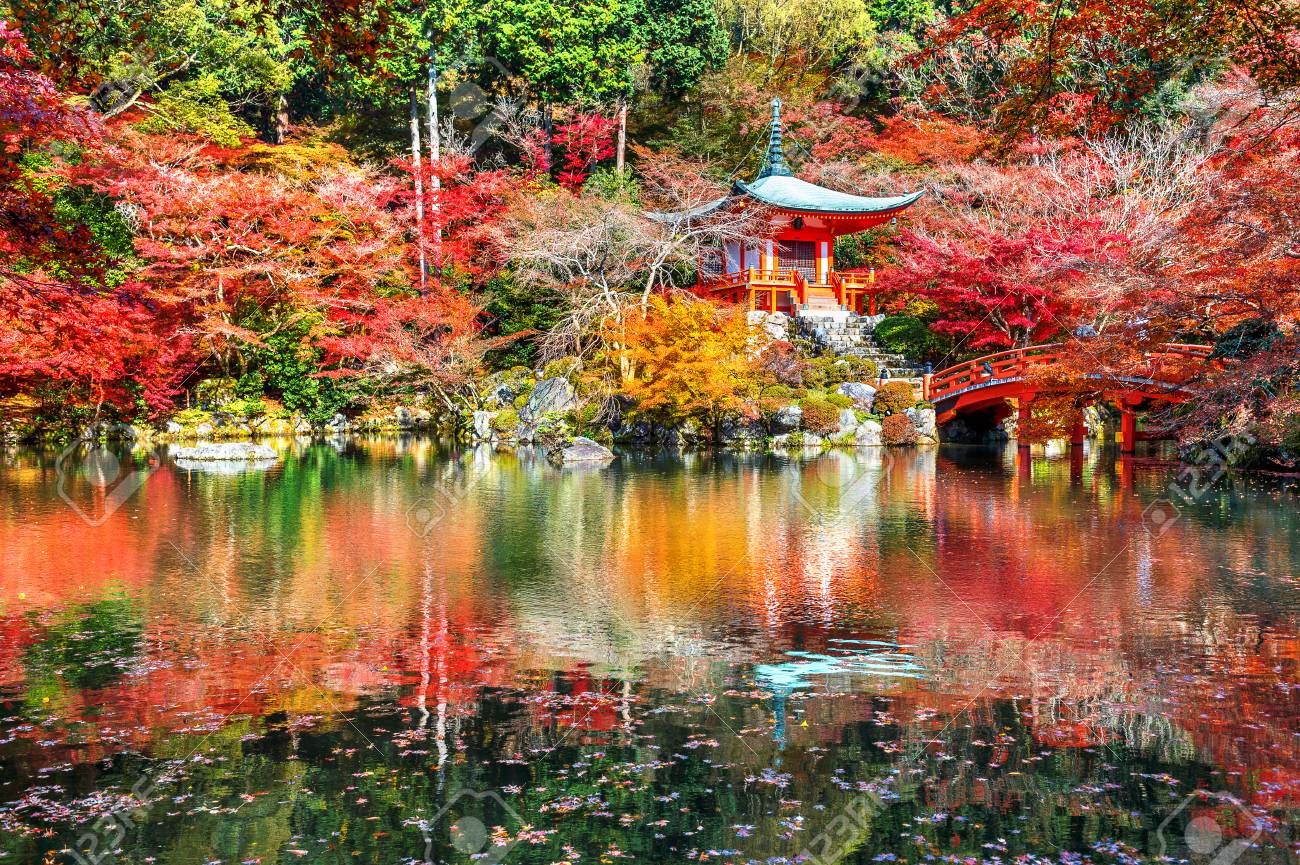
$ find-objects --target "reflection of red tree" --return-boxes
[2,442,1295,813]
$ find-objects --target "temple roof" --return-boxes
[645,98,923,225]
[738,97,924,216]
[734,174,924,215]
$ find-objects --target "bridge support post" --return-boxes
[1070,419,1085,448]
[1016,397,1033,450]
[1120,406,1137,454]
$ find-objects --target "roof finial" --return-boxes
[758,96,792,179]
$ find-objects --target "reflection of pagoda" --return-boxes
[695,98,923,315]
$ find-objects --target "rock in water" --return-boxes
[548,437,616,464]
[172,442,279,462]
[771,405,803,433]
[915,407,938,440]
[838,408,860,434]
[854,420,883,447]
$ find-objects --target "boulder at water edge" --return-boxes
[906,406,938,441]
[854,420,883,447]
[172,442,279,462]
[771,405,802,433]
[548,437,616,465]
[836,382,877,410]
[521,378,576,423]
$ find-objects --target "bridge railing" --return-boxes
[923,342,1214,403]
[925,345,1063,402]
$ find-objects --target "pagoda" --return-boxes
[695,98,923,316]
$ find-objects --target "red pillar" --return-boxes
[1070,419,1085,448]
[1120,406,1137,454]
[1017,397,1033,450]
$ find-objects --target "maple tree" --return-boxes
[1077,78,1300,453]
[605,295,766,428]
[552,112,617,190]
[928,0,1300,140]
[0,23,196,429]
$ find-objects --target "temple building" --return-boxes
[694,98,923,316]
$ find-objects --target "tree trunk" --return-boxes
[542,99,553,167]
[274,92,290,145]
[426,46,443,264]
[410,89,427,291]
[616,100,627,174]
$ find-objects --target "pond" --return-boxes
[0,439,1297,865]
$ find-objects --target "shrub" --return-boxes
[799,397,840,433]
[826,393,854,409]
[882,413,918,446]
[542,357,581,382]
[225,398,266,419]
[873,315,954,366]
[573,401,605,434]
[491,408,519,435]
[535,413,571,449]
[839,356,879,383]
[874,381,916,416]
[805,355,878,389]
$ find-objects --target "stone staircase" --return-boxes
[793,309,924,378]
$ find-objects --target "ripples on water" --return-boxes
[0,439,1296,865]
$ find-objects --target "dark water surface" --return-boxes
[0,439,1297,865]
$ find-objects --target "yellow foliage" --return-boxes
[1019,367,1090,443]
[606,296,764,425]
[236,135,355,182]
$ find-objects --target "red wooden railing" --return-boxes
[793,270,808,306]
[698,267,894,314]
[837,270,881,315]
[698,267,802,311]
[828,272,844,307]
[923,343,1214,402]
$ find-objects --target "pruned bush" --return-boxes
[542,357,582,382]
[805,355,878,389]
[491,408,519,434]
[874,381,916,415]
[873,315,954,366]
[882,413,918,446]
[826,392,854,409]
[799,397,840,433]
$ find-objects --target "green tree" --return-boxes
[477,0,645,108]
[635,0,727,96]
[7,0,295,139]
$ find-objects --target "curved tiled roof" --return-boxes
[734,175,924,215]
[645,98,924,222]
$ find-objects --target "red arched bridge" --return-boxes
[918,343,1214,451]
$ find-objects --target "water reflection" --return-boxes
[0,440,1296,864]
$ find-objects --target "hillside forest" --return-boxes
[0,0,1296,461]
